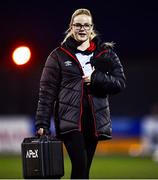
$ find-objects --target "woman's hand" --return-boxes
[37,128,51,136]
[82,75,91,85]
[37,128,44,136]
[82,67,95,85]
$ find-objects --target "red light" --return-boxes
[12,46,31,65]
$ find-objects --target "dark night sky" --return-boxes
[1,0,158,58]
[0,0,158,116]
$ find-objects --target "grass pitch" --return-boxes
[0,154,158,179]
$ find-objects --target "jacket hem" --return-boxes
[98,134,112,141]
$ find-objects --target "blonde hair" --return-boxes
[61,8,97,44]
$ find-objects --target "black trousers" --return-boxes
[61,87,98,179]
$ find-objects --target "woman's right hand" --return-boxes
[37,128,44,136]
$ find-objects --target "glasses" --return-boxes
[72,23,93,30]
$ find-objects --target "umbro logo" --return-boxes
[64,61,72,66]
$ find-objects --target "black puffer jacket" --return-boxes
[35,36,126,140]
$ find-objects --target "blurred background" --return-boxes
[0,0,158,179]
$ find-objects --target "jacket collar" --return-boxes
[62,36,101,55]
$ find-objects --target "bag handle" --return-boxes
[37,134,60,142]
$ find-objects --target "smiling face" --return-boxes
[71,15,93,43]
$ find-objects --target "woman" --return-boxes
[35,8,126,179]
